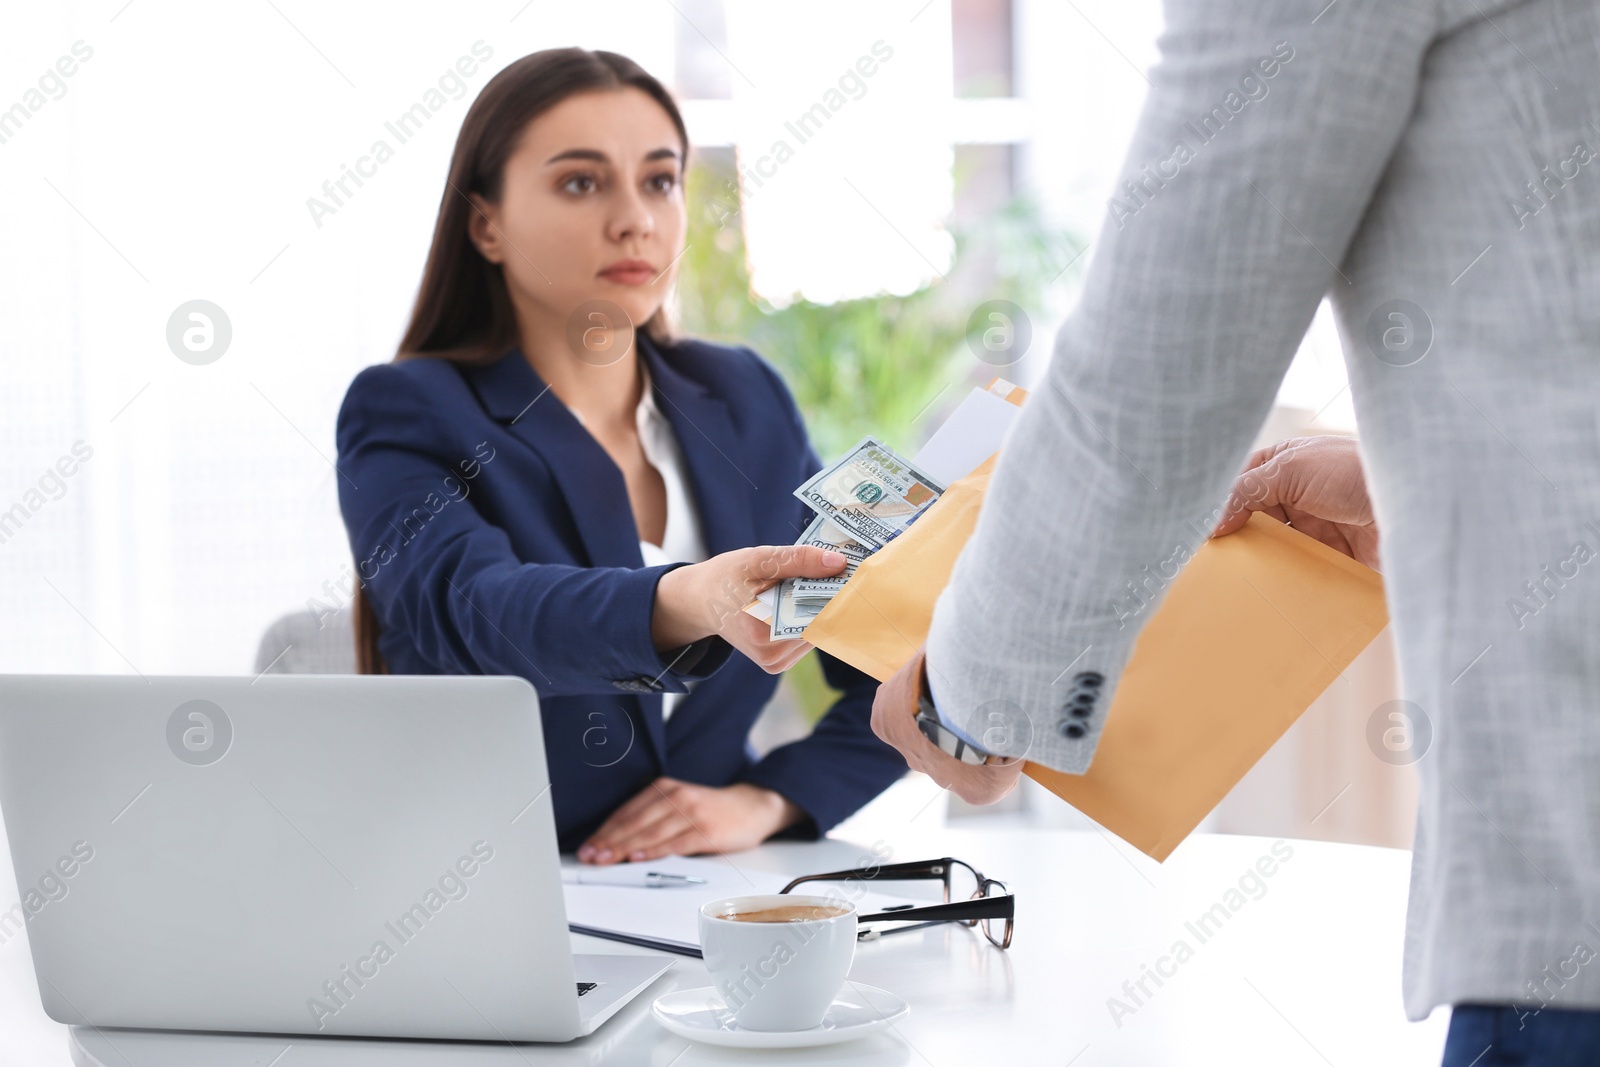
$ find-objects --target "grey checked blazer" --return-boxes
[926,0,1600,1021]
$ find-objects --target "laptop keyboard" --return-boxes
[576,982,598,997]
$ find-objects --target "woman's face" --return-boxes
[469,87,686,346]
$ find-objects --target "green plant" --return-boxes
[677,157,1081,459]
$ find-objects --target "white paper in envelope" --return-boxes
[913,385,1022,485]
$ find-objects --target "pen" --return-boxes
[561,868,708,889]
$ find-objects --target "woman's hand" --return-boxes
[652,544,848,672]
[576,778,805,864]
[1212,435,1382,571]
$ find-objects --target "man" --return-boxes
[870,2,1600,1063]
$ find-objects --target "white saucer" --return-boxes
[651,982,910,1049]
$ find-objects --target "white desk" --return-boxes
[0,785,1447,1066]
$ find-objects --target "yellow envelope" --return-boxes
[805,409,1388,862]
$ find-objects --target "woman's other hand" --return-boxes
[575,778,804,864]
[1212,435,1381,571]
[651,544,847,672]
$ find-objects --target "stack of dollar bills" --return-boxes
[771,437,947,640]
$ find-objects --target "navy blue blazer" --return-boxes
[334,335,906,851]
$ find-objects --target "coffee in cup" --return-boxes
[699,894,857,1031]
[724,903,851,923]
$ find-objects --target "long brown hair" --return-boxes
[354,47,691,674]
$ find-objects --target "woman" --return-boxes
[335,48,906,864]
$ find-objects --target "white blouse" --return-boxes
[631,366,709,722]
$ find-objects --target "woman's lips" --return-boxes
[598,261,657,286]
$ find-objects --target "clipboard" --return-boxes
[561,856,939,955]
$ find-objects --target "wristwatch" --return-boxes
[911,659,1011,766]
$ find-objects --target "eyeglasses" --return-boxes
[779,856,1013,949]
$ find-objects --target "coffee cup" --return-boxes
[698,893,857,1031]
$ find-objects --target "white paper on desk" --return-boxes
[561,855,932,949]
[913,386,1022,486]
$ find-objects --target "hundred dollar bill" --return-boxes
[770,579,826,640]
[793,437,945,550]
[769,516,872,640]
[788,515,870,593]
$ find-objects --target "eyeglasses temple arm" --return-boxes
[858,895,1014,925]
[779,858,959,893]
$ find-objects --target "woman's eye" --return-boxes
[561,173,598,195]
[647,173,678,194]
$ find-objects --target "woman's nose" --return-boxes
[607,186,656,244]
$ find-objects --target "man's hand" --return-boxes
[652,545,847,672]
[1212,435,1381,571]
[870,649,1024,807]
[576,778,805,864]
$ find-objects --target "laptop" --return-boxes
[0,674,673,1042]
